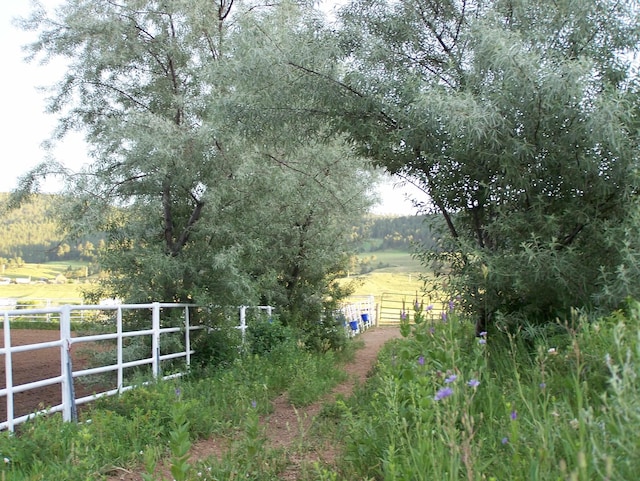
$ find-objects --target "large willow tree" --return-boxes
[329,0,640,330]
[15,0,374,317]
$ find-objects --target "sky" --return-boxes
[0,1,425,216]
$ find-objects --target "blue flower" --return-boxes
[501,437,509,444]
[467,379,480,388]
[434,387,453,401]
[418,356,425,366]
[444,374,457,384]
[510,410,518,421]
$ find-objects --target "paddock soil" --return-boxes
[110,326,402,481]
[0,329,108,423]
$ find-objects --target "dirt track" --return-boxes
[110,325,402,481]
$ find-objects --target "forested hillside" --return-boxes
[0,194,101,264]
[353,214,438,252]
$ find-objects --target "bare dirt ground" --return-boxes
[111,326,402,481]
[0,329,103,422]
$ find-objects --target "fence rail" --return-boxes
[0,302,273,432]
[378,292,448,325]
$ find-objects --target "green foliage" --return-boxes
[246,317,296,356]
[0,193,102,264]
[331,0,640,327]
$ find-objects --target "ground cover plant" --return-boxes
[324,299,640,480]
[0,320,354,481]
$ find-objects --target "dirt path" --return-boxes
[111,326,401,481]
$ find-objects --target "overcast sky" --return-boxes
[0,1,424,215]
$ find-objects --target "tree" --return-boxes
[329,0,640,330]
[15,0,375,319]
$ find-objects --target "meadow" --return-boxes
[0,261,88,301]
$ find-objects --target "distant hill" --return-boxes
[353,214,439,252]
[0,193,100,264]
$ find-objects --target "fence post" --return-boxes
[60,305,77,423]
[4,311,15,432]
[239,306,247,343]
[184,306,191,368]
[152,302,161,378]
[117,306,124,390]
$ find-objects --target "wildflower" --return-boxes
[441,311,447,322]
[539,382,546,390]
[467,379,480,388]
[479,331,487,337]
[400,310,407,320]
[510,410,518,421]
[478,339,486,345]
[448,300,455,311]
[548,347,557,355]
[3,457,9,464]
[251,400,257,409]
[501,437,509,445]
[426,304,434,311]
[444,374,457,384]
[418,356,425,366]
[429,326,435,334]
[175,388,181,398]
[415,300,421,310]
[434,387,453,401]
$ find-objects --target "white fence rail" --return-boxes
[0,302,273,432]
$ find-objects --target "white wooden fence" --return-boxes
[0,302,273,432]
[340,295,377,335]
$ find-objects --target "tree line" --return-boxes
[0,194,101,263]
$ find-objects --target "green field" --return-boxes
[0,251,429,303]
[342,249,429,298]
[0,261,88,300]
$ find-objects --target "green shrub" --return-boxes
[246,317,296,356]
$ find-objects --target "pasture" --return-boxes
[0,261,89,301]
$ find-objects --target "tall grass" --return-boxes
[327,300,640,480]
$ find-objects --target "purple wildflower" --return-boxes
[441,311,447,322]
[426,304,434,311]
[479,331,487,337]
[501,437,509,445]
[510,410,518,421]
[418,356,425,366]
[467,379,480,388]
[401,310,407,320]
[175,388,181,398]
[434,387,453,401]
[448,300,455,311]
[539,382,546,390]
[478,339,487,345]
[251,400,257,409]
[444,374,457,384]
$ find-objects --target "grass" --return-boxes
[341,249,427,299]
[0,261,89,301]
